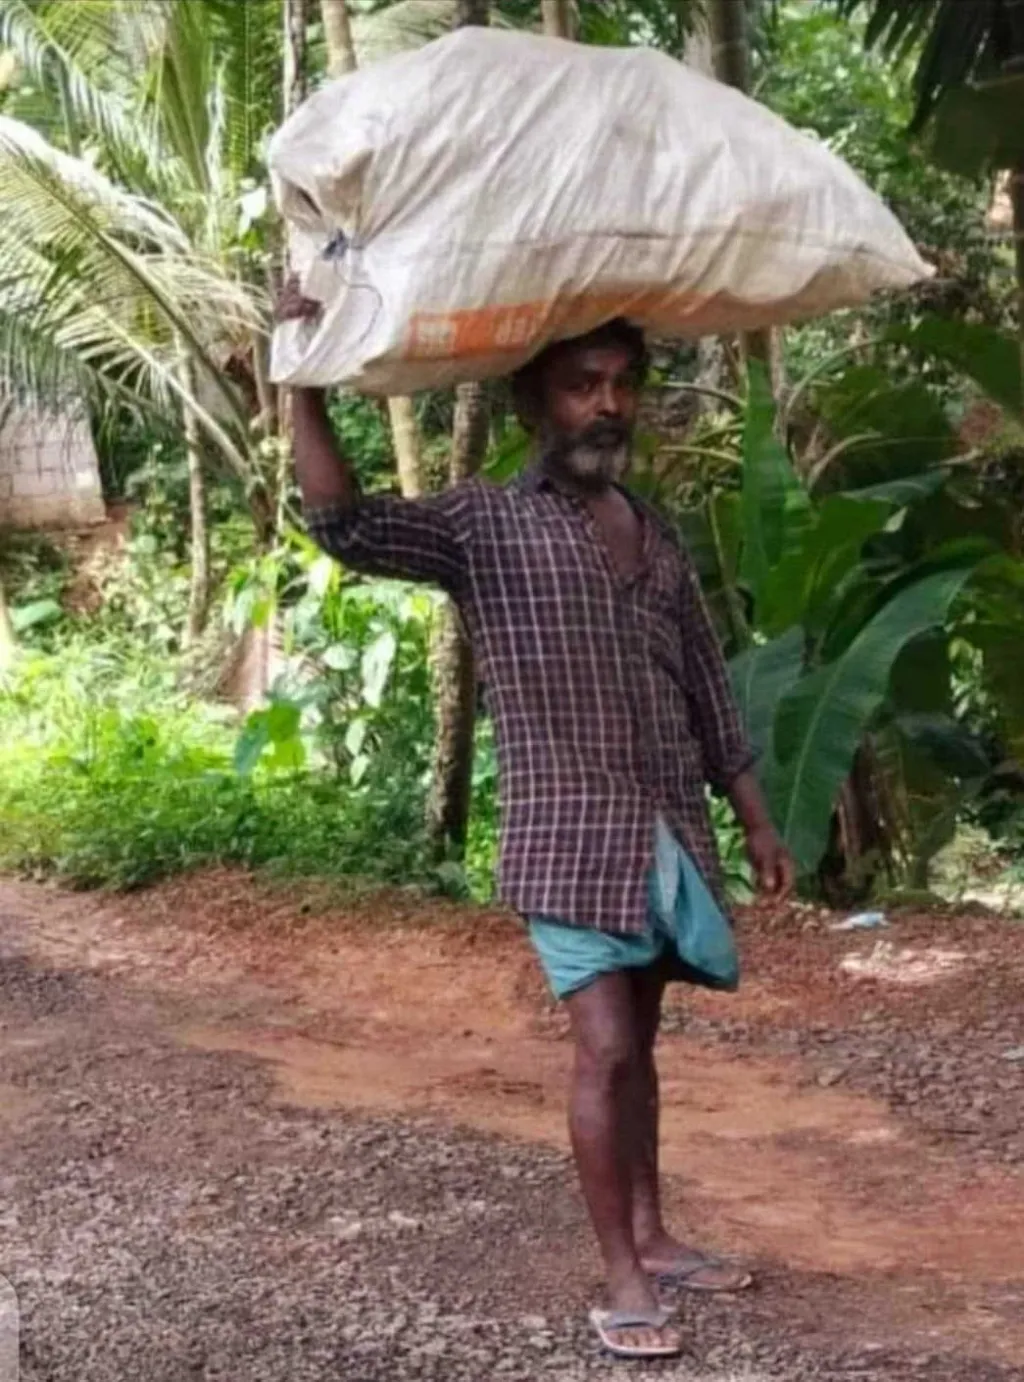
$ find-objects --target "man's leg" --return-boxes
[565,971,682,1352]
[624,963,669,1255]
[626,966,752,1291]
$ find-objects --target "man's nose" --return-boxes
[596,382,622,416]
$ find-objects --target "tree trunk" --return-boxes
[541,1,575,39]
[283,0,309,117]
[387,396,425,499]
[319,0,427,501]
[321,0,357,77]
[708,0,750,89]
[707,0,785,394]
[0,575,15,670]
[684,14,733,405]
[183,371,211,646]
[1012,158,1024,404]
[456,0,490,24]
[427,382,490,856]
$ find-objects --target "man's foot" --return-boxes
[590,1307,683,1360]
[594,1267,684,1356]
[639,1232,753,1293]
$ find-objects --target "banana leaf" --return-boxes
[764,564,976,872]
[739,361,810,604]
[729,626,804,759]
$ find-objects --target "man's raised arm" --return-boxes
[278,281,470,596]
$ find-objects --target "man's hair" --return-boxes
[510,318,649,425]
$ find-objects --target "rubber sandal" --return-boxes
[654,1253,753,1294]
[589,1306,683,1359]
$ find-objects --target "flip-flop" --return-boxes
[654,1254,753,1294]
[589,1306,683,1360]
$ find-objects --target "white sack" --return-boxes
[270,29,931,394]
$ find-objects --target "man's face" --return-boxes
[537,343,642,491]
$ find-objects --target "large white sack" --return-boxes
[270,29,931,395]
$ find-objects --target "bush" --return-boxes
[0,634,435,891]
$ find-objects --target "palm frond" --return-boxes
[828,0,1022,130]
[203,0,281,180]
[0,116,265,480]
[141,0,215,195]
[0,0,159,167]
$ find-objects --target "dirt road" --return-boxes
[1,872,1022,1381]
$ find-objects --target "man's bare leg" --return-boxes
[626,966,752,1291]
[565,972,682,1352]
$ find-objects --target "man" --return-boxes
[281,285,794,1360]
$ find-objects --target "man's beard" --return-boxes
[542,420,632,492]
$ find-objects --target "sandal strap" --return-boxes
[593,1307,673,1331]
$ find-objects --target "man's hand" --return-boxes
[744,822,795,899]
[276,274,322,324]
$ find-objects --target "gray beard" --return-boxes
[544,438,631,493]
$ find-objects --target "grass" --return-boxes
[0,637,444,892]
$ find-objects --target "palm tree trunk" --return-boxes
[283,0,309,115]
[321,0,357,77]
[183,364,211,647]
[457,0,490,25]
[541,1,575,38]
[387,396,425,499]
[0,575,15,670]
[318,0,427,502]
[708,0,784,394]
[427,383,490,855]
[423,0,492,858]
[1012,158,1024,404]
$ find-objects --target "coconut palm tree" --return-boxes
[828,0,1024,388]
[0,0,284,635]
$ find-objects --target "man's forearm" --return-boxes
[291,387,358,510]
[727,769,774,834]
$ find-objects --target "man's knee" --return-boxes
[574,1022,639,1088]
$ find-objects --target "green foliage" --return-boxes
[0,626,435,891]
[760,2,1013,377]
[825,0,1024,134]
[717,346,1023,882]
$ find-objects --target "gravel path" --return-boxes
[1,882,1021,1382]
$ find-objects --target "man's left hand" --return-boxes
[745,824,795,899]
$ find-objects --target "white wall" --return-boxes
[0,406,106,528]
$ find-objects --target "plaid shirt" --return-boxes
[306,468,754,935]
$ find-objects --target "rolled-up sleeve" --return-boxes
[680,553,757,792]
[305,483,476,597]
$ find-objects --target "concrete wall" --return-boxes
[0,406,106,529]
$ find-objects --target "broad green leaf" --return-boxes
[895,713,993,781]
[889,630,952,717]
[233,711,270,776]
[925,73,1024,180]
[844,471,948,506]
[307,555,337,600]
[268,736,306,772]
[11,598,63,632]
[888,317,1023,421]
[766,565,975,872]
[483,423,530,483]
[345,718,368,758]
[729,627,804,760]
[814,366,957,488]
[963,619,1024,761]
[361,629,397,708]
[266,699,301,744]
[757,495,890,637]
[739,361,809,602]
[321,642,356,672]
